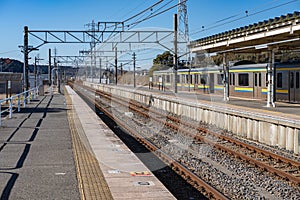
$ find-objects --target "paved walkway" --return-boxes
[0,94,80,200]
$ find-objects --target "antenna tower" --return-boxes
[178,0,189,42]
[85,20,97,81]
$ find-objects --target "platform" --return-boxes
[65,86,175,200]
[0,86,175,200]
[0,94,80,199]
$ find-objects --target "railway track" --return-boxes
[70,82,228,200]
[90,84,300,184]
[70,82,300,199]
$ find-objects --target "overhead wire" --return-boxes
[126,0,175,30]
[123,0,165,23]
[190,0,299,36]
[96,0,184,65]
[125,0,187,28]
[97,0,171,48]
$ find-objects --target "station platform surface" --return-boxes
[0,93,80,199]
[0,86,175,200]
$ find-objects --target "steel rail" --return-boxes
[69,82,229,200]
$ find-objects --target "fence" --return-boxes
[0,87,39,126]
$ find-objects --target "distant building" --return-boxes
[0,72,23,94]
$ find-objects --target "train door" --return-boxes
[209,73,214,93]
[253,72,262,99]
[289,71,300,102]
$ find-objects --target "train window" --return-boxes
[290,72,294,89]
[230,73,235,85]
[195,75,198,84]
[200,75,207,85]
[296,72,299,89]
[238,74,249,86]
[277,73,282,88]
[217,74,223,85]
[166,75,170,83]
[254,73,257,86]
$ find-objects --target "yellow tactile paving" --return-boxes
[65,88,113,200]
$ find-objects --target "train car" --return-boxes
[275,62,300,102]
[229,63,268,100]
[152,62,300,103]
[177,65,222,93]
[153,65,222,93]
[152,68,173,90]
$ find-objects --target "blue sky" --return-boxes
[0,0,299,68]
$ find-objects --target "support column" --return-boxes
[115,47,118,85]
[267,47,276,107]
[48,49,51,85]
[173,14,178,93]
[34,57,37,88]
[23,26,29,91]
[223,53,229,101]
[133,52,136,88]
[99,58,102,84]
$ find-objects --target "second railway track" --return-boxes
[70,82,300,199]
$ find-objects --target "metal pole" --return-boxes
[115,47,118,85]
[173,14,178,93]
[34,57,37,88]
[133,52,136,88]
[120,63,123,76]
[54,58,56,86]
[99,58,102,84]
[223,53,229,101]
[267,48,276,107]
[91,50,93,83]
[48,49,51,85]
[24,26,29,91]
[58,62,60,93]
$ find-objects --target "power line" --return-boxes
[123,0,164,23]
[190,0,299,36]
[125,0,187,28]
[126,0,175,30]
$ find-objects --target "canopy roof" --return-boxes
[189,11,300,54]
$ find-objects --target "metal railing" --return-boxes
[0,87,39,126]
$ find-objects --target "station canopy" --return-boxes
[189,11,300,54]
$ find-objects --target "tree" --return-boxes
[149,51,174,76]
[153,51,173,65]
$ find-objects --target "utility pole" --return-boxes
[99,58,102,84]
[34,57,37,88]
[57,60,61,93]
[133,52,136,88]
[174,14,178,93]
[120,63,123,76]
[48,49,51,85]
[53,57,56,85]
[115,47,118,85]
[34,56,44,88]
[24,26,29,91]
